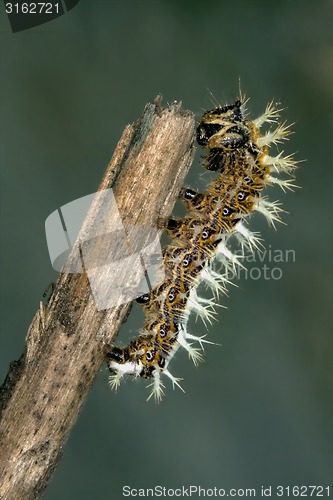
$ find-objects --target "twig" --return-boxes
[0,96,195,499]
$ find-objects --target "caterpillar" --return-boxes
[106,96,297,401]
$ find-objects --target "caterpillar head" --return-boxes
[196,99,250,151]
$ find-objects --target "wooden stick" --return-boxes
[0,96,195,499]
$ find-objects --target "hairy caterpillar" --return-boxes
[106,96,297,401]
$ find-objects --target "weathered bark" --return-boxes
[0,96,195,499]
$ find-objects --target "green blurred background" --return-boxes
[1,0,332,498]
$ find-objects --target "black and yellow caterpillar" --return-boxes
[106,97,297,401]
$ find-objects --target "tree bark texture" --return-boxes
[0,97,195,499]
